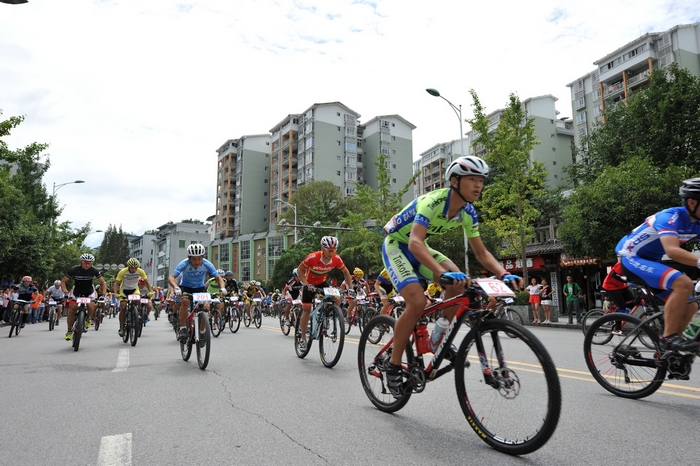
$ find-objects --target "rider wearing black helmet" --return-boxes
[615,177,700,352]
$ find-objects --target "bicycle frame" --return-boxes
[378,278,515,386]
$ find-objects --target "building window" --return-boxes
[268,236,283,256]
[392,178,397,183]
[240,242,250,260]
[220,245,230,262]
[553,161,557,165]
[179,240,185,248]
[345,141,356,152]
[241,262,250,282]
[337,171,341,176]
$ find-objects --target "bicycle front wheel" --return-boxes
[294,315,312,359]
[319,305,345,368]
[581,309,605,336]
[583,313,665,399]
[502,307,524,338]
[196,311,211,370]
[129,306,139,347]
[357,315,412,413]
[48,308,56,331]
[94,310,101,331]
[229,307,241,333]
[254,308,262,329]
[210,309,223,338]
[73,311,85,352]
[455,319,561,455]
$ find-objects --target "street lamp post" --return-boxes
[274,198,297,244]
[426,88,464,157]
[426,88,469,272]
[50,180,85,231]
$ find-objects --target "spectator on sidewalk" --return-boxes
[540,278,553,324]
[563,275,583,324]
[526,277,542,324]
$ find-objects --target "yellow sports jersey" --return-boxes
[115,267,148,293]
[427,282,443,298]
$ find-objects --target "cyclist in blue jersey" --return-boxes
[382,156,522,398]
[168,244,226,343]
[615,177,700,352]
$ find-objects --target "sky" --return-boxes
[1,0,699,247]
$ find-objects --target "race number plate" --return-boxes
[323,287,341,297]
[292,299,302,305]
[252,298,262,303]
[48,300,56,305]
[140,298,149,304]
[192,293,212,302]
[503,297,515,304]
[229,296,238,302]
[474,278,516,297]
[76,297,91,304]
[392,295,404,303]
[128,294,140,301]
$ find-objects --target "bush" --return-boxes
[515,291,530,306]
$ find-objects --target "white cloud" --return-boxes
[1,0,699,246]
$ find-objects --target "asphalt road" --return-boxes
[1,314,698,466]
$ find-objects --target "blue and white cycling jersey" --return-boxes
[616,206,700,260]
[171,258,219,288]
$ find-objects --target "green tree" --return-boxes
[0,112,56,284]
[268,242,314,291]
[97,224,130,265]
[468,91,548,284]
[558,157,694,258]
[567,64,700,185]
[340,153,418,276]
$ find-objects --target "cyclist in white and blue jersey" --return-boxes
[168,244,226,343]
[616,177,700,352]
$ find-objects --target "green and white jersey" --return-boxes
[383,188,480,243]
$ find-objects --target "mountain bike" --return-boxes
[358,277,561,455]
[280,298,302,336]
[343,291,375,335]
[294,286,345,368]
[481,296,524,338]
[180,292,212,370]
[8,299,32,338]
[71,297,103,352]
[243,298,263,329]
[153,299,161,320]
[210,294,223,338]
[137,297,150,338]
[227,296,241,333]
[583,292,700,399]
[93,300,103,331]
[581,282,660,338]
[46,299,59,331]
[123,295,141,347]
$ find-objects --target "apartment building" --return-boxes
[214,135,272,240]
[209,101,416,283]
[567,22,700,149]
[152,221,211,289]
[413,95,574,196]
[128,233,156,284]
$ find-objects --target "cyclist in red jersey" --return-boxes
[295,236,354,351]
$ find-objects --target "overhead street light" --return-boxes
[274,198,297,244]
[50,180,86,231]
[427,87,468,272]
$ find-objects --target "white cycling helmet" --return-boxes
[54,280,61,286]
[216,269,224,276]
[187,244,206,257]
[445,156,490,182]
[320,236,339,250]
[81,253,95,262]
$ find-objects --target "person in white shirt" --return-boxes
[526,277,542,324]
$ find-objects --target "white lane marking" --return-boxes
[97,433,132,466]
[112,349,129,372]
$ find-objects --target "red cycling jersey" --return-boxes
[302,251,346,286]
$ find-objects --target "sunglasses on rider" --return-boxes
[324,248,336,253]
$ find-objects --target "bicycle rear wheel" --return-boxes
[243,311,251,327]
[583,313,665,399]
[94,309,101,331]
[357,315,412,413]
[229,307,241,333]
[319,305,345,368]
[196,311,211,370]
[48,308,56,331]
[455,319,561,455]
[210,309,223,338]
[581,309,605,336]
[343,307,353,335]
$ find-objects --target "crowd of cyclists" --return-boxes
[2,156,699,391]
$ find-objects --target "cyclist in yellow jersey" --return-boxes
[113,258,152,338]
